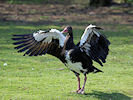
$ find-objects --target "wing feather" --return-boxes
[78,25,110,66]
[12,29,66,63]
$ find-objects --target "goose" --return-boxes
[12,25,110,94]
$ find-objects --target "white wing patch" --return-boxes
[33,30,46,41]
[65,51,87,73]
[33,29,65,47]
[79,24,100,47]
[79,28,92,46]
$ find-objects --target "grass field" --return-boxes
[0,20,133,100]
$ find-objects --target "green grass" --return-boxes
[0,21,133,100]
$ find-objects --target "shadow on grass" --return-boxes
[85,90,131,100]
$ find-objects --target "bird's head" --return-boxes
[62,26,73,35]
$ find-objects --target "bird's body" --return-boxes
[12,25,110,94]
[65,48,91,74]
[62,26,104,75]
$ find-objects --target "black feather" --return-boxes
[14,39,35,49]
[23,42,38,56]
[12,38,25,40]
[13,37,34,45]
[18,46,30,53]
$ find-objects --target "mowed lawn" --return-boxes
[0,21,133,100]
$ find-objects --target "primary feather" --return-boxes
[12,29,66,63]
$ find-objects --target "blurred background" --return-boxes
[0,0,133,26]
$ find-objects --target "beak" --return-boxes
[61,28,68,34]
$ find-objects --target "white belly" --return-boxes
[65,51,87,73]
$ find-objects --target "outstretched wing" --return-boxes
[78,25,110,66]
[12,29,66,63]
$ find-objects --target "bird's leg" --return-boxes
[78,74,87,94]
[76,75,81,93]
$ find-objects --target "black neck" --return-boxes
[68,31,73,37]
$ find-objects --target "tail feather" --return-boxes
[92,66,103,73]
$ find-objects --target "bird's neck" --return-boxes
[62,31,74,51]
[68,32,73,38]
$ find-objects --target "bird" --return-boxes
[12,24,110,94]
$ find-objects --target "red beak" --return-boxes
[62,28,68,33]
